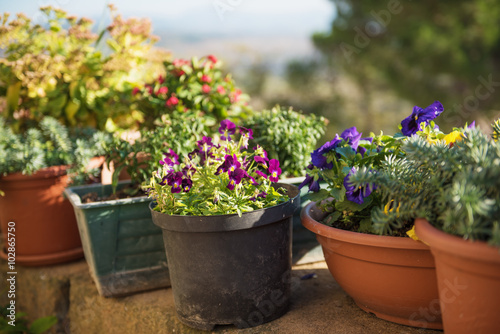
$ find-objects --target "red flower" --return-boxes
[158,75,165,84]
[166,96,179,107]
[145,84,153,95]
[207,55,218,63]
[217,85,226,94]
[201,75,212,83]
[202,84,211,94]
[156,86,168,95]
[132,87,140,95]
[230,89,242,103]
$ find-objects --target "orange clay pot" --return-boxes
[415,218,500,334]
[0,165,83,266]
[301,202,442,329]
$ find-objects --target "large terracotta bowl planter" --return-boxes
[415,218,500,334]
[301,202,442,329]
[0,165,83,266]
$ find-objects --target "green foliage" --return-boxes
[134,55,252,129]
[0,5,158,132]
[313,0,500,127]
[350,123,500,246]
[244,105,328,177]
[105,110,214,192]
[0,305,57,334]
[0,116,110,182]
[145,122,289,216]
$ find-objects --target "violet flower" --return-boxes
[219,119,236,141]
[182,178,192,192]
[340,127,362,150]
[160,149,180,166]
[343,168,373,204]
[311,136,341,169]
[298,174,322,193]
[239,126,253,148]
[268,159,282,182]
[216,154,241,175]
[401,101,444,136]
[227,168,246,190]
[197,136,214,154]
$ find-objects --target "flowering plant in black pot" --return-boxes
[145,119,300,331]
[145,119,290,216]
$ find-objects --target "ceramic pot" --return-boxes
[0,165,83,266]
[301,202,442,329]
[415,218,500,334]
[150,183,300,330]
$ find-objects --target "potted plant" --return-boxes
[354,119,500,333]
[145,119,300,330]
[63,109,216,297]
[133,54,251,129]
[0,117,106,266]
[300,101,452,329]
[0,5,159,133]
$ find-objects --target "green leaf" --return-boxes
[324,211,341,226]
[335,196,373,212]
[358,218,374,233]
[302,189,330,202]
[29,316,58,334]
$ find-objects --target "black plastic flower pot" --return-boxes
[149,183,300,331]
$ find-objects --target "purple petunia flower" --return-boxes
[227,168,246,190]
[268,159,282,182]
[343,168,372,204]
[239,126,254,148]
[341,127,362,150]
[219,119,236,141]
[311,135,341,169]
[400,101,444,136]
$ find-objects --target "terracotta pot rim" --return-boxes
[0,246,83,266]
[0,165,71,181]
[415,218,500,263]
[301,201,428,250]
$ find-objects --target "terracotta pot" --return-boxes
[0,165,83,266]
[101,152,150,185]
[301,202,442,329]
[415,218,500,334]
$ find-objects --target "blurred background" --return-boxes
[3,0,499,137]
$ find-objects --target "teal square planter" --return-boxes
[64,181,170,297]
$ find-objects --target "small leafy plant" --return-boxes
[133,55,251,129]
[145,119,290,216]
[0,305,57,334]
[243,105,327,177]
[0,116,111,183]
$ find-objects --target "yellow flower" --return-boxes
[406,225,419,241]
[383,200,401,217]
[443,130,463,145]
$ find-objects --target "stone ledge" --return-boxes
[0,257,442,334]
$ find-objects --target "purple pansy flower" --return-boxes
[341,127,362,150]
[468,121,476,129]
[298,174,322,193]
[227,168,246,190]
[239,126,253,148]
[255,170,268,179]
[311,135,341,169]
[168,172,184,193]
[160,149,180,166]
[219,119,236,141]
[216,154,240,175]
[182,178,192,192]
[268,159,282,182]
[250,191,267,202]
[401,101,444,136]
[197,136,214,154]
[343,168,372,204]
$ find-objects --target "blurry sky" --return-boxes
[0,0,336,71]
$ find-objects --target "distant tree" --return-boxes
[313,0,500,128]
